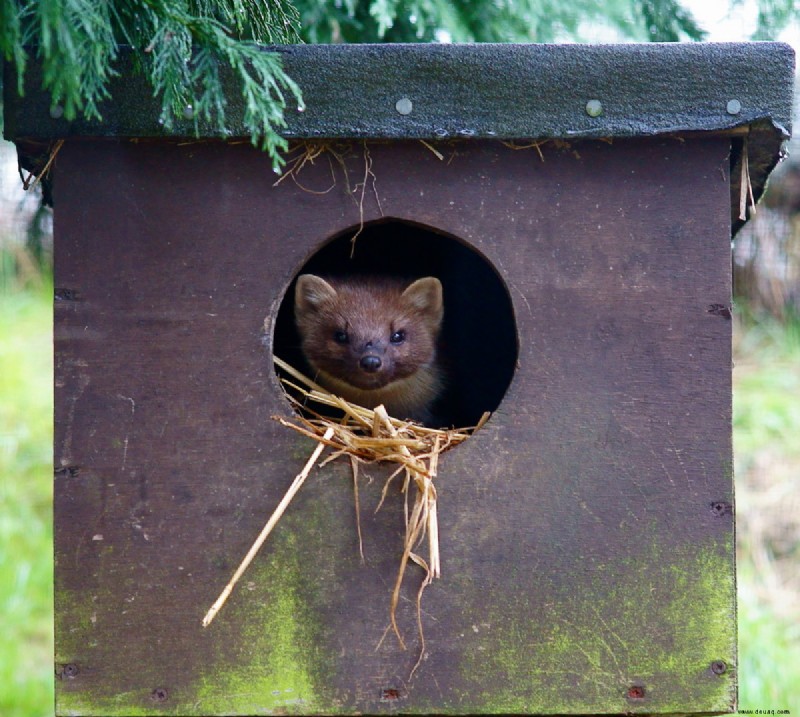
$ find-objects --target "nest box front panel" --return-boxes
[53,137,735,715]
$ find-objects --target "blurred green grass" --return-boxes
[733,310,800,713]
[0,277,798,715]
[0,276,54,717]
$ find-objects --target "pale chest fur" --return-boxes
[314,362,443,424]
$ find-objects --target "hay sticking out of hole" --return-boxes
[274,357,487,671]
[203,356,488,676]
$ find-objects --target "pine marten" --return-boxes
[294,274,444,425]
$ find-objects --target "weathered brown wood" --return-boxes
[54,137,734,715]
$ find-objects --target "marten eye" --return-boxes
[333,330,349,344]
[390,329,406,345]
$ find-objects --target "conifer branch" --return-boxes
[2,0,302,171]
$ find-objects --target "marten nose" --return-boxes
[360,355,382,372]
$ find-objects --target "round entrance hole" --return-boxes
[272,220,518,429]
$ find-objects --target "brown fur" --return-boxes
[294,274,444,424]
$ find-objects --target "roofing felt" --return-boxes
[3,42,795,230]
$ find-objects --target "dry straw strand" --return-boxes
[205,355,487,675]
[201,425,335,627]
[22,139,64,192]
[272,358,487,656]
[739,136,756,221]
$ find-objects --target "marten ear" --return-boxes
[402,277,443,324]
[295,274,337,315]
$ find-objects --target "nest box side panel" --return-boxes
[53,138,734,715]
[52,140,357,716]
[407,138,736,714]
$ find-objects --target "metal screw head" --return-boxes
[61,663,80,678]
[627,685,646,700]
[711,501,732,516]
[151,687,169,702]
[395,98,413,115]
[380,687,401,701]
[726,99,742,116]
[585,99,603,118]
[711,660,728,675]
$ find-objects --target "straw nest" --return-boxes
[203,356,488,674]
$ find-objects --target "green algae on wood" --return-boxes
[55,473,352,716]
[457,540,736,714]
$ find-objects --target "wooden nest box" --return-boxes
[3,42,794,716]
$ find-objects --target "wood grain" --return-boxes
[54,137,735,715]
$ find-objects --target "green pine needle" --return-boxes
[2,0,303,171]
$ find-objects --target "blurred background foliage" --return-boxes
[1,0,799,715]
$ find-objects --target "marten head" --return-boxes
[294,274,443,391]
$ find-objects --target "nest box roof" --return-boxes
[3,42,795,232]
